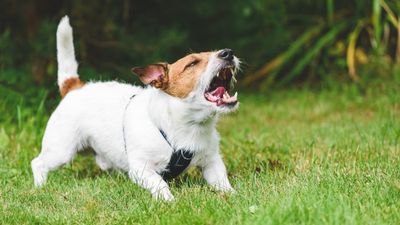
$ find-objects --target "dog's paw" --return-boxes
[226,187,237,194]
[219,186,236,194]
[211,182,235,193]
[31,158,47,187]
[153,188,175,202]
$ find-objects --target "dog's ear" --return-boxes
[131,63,168,88]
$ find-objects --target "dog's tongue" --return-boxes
[210,87,225,98]
[205,86,238,106]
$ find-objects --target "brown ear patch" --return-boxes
[60,77,84,98]
[131,63,169,89]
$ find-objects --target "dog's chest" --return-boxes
[120,90,220,175]
[169,124,218,151]
[168,125,219,164]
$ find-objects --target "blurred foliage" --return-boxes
[0,0,399,97]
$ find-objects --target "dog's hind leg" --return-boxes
[95,154,112,171]
[31,121,81,187]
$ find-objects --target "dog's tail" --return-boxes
[56,15,84,98]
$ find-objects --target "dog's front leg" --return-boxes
[202,153,235,192]
[128,161,174,201]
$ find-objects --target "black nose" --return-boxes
[218,48,234,61]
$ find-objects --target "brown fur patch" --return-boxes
[163,52,211,98]
[60,77,84,98]
[132,52,212,98]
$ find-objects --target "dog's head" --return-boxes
[132,49,241,113]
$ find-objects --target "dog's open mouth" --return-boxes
[204,67,238,106]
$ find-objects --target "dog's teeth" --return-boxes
[234,92,238,98]
[232,75,237,83]
[217,71,220,77]
[223,92,228,99]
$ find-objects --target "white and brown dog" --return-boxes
[31,16,241,201]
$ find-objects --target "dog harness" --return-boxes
[122,94,194,181]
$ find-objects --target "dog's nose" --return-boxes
[218,48,234,61]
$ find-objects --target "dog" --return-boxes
[31,16,241,201]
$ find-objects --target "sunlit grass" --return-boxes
[0,80,399,224]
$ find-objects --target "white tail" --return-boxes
[56,16,78,88]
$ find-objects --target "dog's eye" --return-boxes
[185,60,199,69]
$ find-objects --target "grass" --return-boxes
[0,79,399,224]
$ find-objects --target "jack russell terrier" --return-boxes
[31,16,241,201]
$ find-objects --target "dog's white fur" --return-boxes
[31,16,239,201]
[56,16,78,87]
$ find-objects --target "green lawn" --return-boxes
[0,81,399,224]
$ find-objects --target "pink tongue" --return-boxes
[205,86,237,106]
[210,87,225,98]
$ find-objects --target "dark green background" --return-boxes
[0,0,399,98]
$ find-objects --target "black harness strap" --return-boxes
[159,130,193,180]
[122,94,194,181]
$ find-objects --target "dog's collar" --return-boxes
[122,94,193,181]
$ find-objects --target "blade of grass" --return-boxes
[278,22,347,85]
[397,17,400,64]
[347,20,366,81]
[382,21,391,50]
[243,25,323,87]
[379,0,399,27]
[17,105,22,130]
[327,0,334,25]
[35,90,48,117]
[242,54,284,86]
[372,0,382,49]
